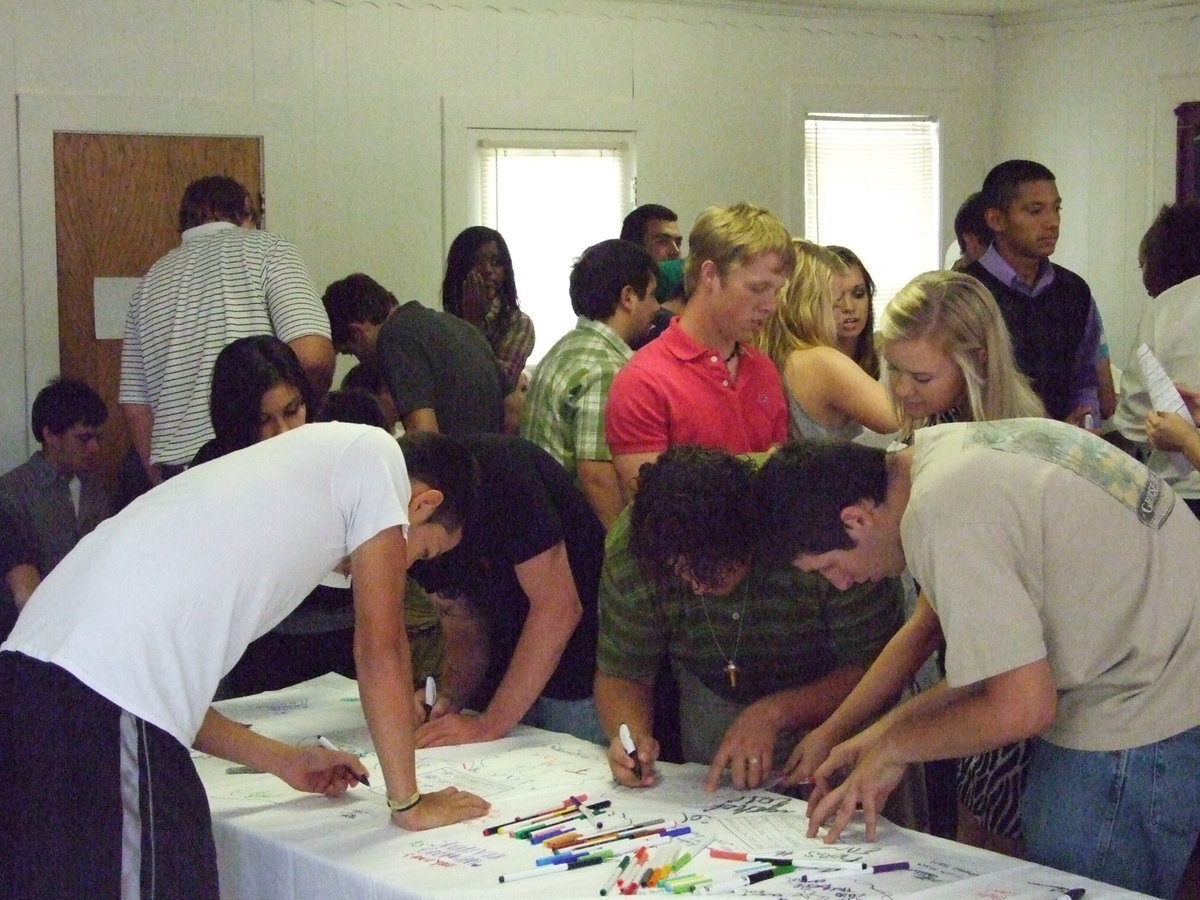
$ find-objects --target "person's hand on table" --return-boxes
[391,786,491,830]
[779,721,838,788]
[805,740,907,844]
[276,744,370,797]
[415,711,499,748]
[705,697,782,791]
[804,719,887,823]
[607,729,659,788]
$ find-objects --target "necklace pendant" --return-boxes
[725,660,738,688]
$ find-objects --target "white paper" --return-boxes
[1136,342,1195,478]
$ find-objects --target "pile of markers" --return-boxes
[484,794,912,894]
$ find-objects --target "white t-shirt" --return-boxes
[2,423,409,745]
[904,418,1200,752]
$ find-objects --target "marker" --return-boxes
[571,794,606,829]
[599,854,631,895]
[694,864,795,893]
[619,723,643,781]
[801,861,910,881]
[1055,891,1086,900]
[483,796,589,835]
[423,676,436,721]
[667,837,713,875]
[316,735,369,786]
[497,854,606,883]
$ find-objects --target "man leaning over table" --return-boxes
[755,421,1200,899]
[593,445,902,793]
[0,424,488,900]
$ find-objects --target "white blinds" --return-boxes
[804,115,941,318]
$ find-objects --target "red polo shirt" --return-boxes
[605,318,787,455]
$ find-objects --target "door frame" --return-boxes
[14,93,287,458]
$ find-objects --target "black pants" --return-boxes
[0,653,219,899]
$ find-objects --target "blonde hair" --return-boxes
[683,202,795,297]
[880,270,1044,439]
[756,240,849,370]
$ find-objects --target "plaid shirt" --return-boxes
[520,317,632,477]
[596,509,903,704]
[484,302,535,392]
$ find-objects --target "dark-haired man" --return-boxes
[323,273,503,436]
[755,421,1200,898]
[621,203,683,261]
[520,239,659,527]
[963,160,1100,424]
[120,175,333,482]
[594,445,902,792]
[950,191,989,271]
[0,378,109,589]
[0,423,489,898]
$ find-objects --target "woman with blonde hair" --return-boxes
[884,269,1043,857]
[757,240,898,442]
[881,270,1044,441]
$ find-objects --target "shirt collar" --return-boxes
[181,221,239,243]
[577,317,633,360]
[978,243,1055,297]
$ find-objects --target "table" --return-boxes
[195,674,1150,899]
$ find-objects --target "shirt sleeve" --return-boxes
[595,511,668,681]
[118,281,149,405]
[573,367,617,463]
[1070,298,1102,416]
[262,237,331,343]
[604,362,671,456]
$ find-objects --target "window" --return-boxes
[804,115,940,321]
[477,137,633,366]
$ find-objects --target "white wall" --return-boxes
[993,1,1200,372]
[1,0,1091,472]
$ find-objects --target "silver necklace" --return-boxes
[699,596,746,688]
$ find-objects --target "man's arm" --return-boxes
[121,403,161,485]
[422,591,490,715]
[416,541,581,746]
[705,664,865,792]
[6,563,40,610]
[593,670,658,786]
[612,452,660,503]
[782,592,943,784]
[193,706,369,796]
[351,526,489,828]
[287,334,335,402]
[808,657,1057,843]
[1066,300,1102,425]
[577,459,624,530]
[402,407,441,435]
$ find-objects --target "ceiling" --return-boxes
[721,0,1146,18]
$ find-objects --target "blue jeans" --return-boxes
[521,695,607,746]
[1022,726,1200,898]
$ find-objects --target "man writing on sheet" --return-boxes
[754,421,1200,899]
[594,445,902,791]
[0,425,489,900]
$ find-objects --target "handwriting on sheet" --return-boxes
[396,839,507,869]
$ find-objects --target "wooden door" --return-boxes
[53,133,262,493]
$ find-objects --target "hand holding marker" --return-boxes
[619,723,643,781]
[423,676,436,722]
[316,735,369,786]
